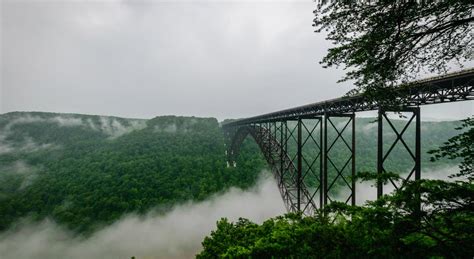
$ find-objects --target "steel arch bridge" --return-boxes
[222,69,474,215]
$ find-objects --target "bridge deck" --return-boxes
[224,69,474,126]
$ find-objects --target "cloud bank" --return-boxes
[0,174,285,259]
[0,114,147,154]
[0,162,461,259]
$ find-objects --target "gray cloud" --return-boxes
[0,160,38,190]
[2,0,470,120]
[0,130,55,155]
[0,114,147,154]
[8,113,144,134]
[95,116,147,138]
[0,173,285,259]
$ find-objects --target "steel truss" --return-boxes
[226,123,317,214]
[225,114,357,214]
[324,113,356,207]
[377,107,420,198]
[299,117,323,212]
[223,69,472,214]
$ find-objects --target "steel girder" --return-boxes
[225,114,357,215]
[324,113,356,207]
[223,69,474,128]
[225,122,321,215]
[377,107,421,198]
[223,69,472,214]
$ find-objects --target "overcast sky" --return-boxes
[1,0,472,121]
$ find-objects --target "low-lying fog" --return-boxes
[0,167,459,259]
[0,174,285,259]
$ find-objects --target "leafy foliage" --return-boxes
[429,116,474,180]
[313,1,474,94]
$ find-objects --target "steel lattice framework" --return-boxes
[223,69,474,215]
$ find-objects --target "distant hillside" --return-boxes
[0,112,265,234]
[0,112,464,234]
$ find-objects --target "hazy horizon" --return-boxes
[1,0,472,121]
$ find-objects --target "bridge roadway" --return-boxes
[223,69,474,215]
[224,68,474,127]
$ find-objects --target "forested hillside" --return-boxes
[0,112,266,234]
[0,112,462,235]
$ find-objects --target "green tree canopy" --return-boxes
[313,0,473,94]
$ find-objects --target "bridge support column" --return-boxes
[297,118,302,211]
[377,107,421,199]
[282,119,299,212]
[296,116,323,213]
[323,113,356,207]
[280,121,286,187]
[280,120,296,213]
[224,126,239,167]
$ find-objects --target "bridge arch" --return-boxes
[224,123,318,214]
